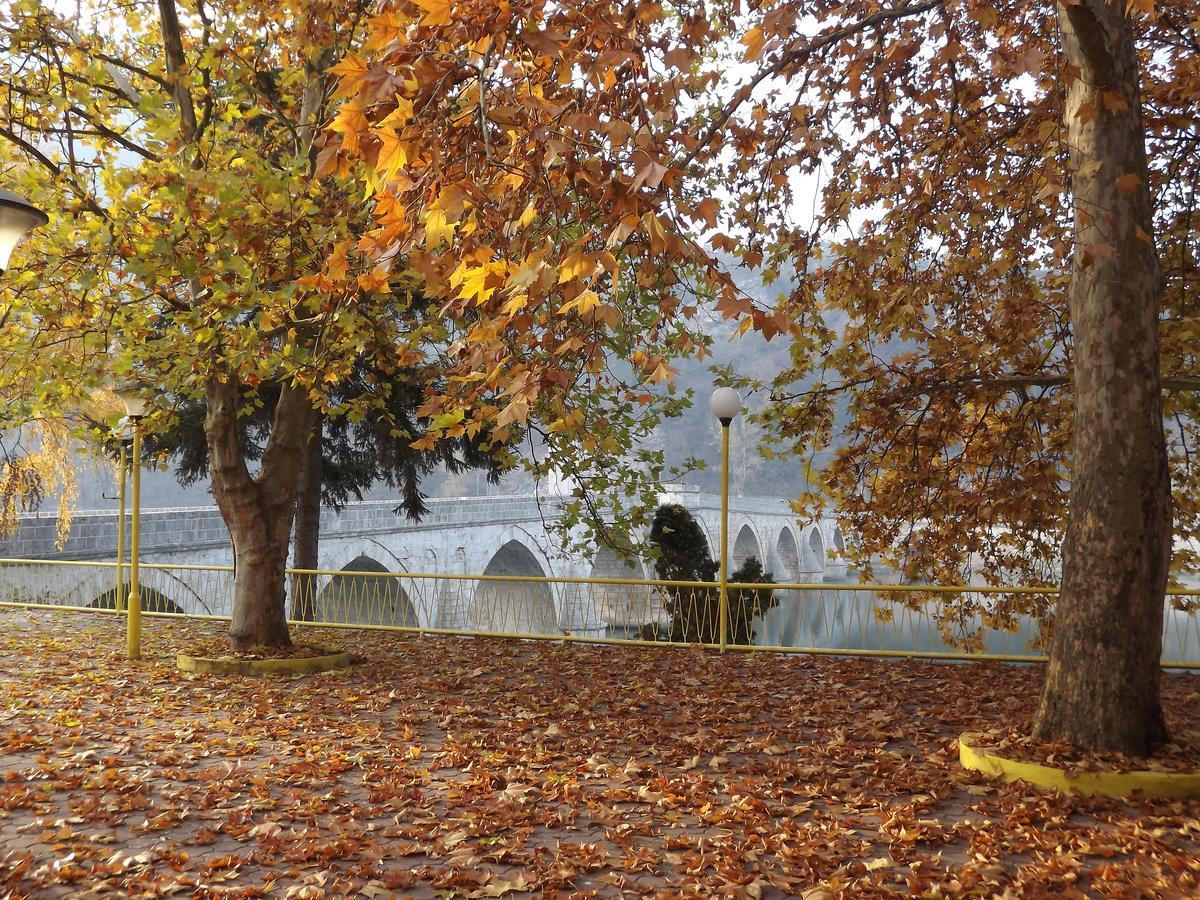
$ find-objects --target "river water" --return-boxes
[755,580,1200,665]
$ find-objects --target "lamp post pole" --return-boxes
[126,417,143,659]
[709,388,743,653]
[719,422,731,651]
[113,388,149,660]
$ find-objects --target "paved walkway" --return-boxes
[0,607,1197,897]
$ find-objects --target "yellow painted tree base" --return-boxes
[959,732,1200,800]
[177,651,353,675]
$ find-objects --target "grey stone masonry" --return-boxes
[0,491,809,564]
[0,495,567,562]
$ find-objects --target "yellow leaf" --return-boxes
[375,128,409,183]
[558,252,598,284]
[377,94,415,128]
[507,259,543,293]
[412,0,451,26]
[558,288,600,315]
[431,409,465,429]
[457,264,500,305]
[424,208,456,249]
[501,293,529,316]
[328,54,368,81]
[643,212,667,254]
[742,27,766,62]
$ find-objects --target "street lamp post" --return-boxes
[114,423,133,613]
[0,189,49,273]
[709,387,743,652]
[113,389,148,660]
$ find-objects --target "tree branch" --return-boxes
[681,0,945,171]
[156,0,198,141]
[0,126,108,218]
[771,372,1200,402]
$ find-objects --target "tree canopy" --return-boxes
[336,0,1196,751]
[333,0,1197,594]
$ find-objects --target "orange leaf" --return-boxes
[412,0,450,26]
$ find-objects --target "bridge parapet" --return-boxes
[0,495,566,561]
[0,491,815,563]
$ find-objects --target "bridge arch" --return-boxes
[315,554,416,627]
[588,547,655,635]
[324,545,403,578]
[802,525,826,573]
[88,582,185,615]
[760,526,805,647]
[773,527,802,582]
[472,538,557,634]
[731,523,763,572]
[140,566,225,615]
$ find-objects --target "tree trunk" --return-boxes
[290,419,322,621]
[1033,1,1170,754]
[205,377,316,649]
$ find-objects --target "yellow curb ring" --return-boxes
[177,651,353,675]
[958,732,1200,800]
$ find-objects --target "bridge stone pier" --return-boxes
[0,487,847,641]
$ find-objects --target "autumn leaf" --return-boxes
[694,197,720,229]
[2,608,1199,896]
[411,0,451,26]
[557,252,598,284]
[558,288,601,316]
[741,27,766,62]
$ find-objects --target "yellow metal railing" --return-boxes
[0,556,1198,667]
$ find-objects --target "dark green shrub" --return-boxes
[643,504,778,645]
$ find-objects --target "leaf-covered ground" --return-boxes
[1,608,1198,898]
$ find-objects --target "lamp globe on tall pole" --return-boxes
[709,387,742,651]
[0,189,49,274]
[113,387,148,660]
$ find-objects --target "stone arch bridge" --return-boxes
[0,489,847,640]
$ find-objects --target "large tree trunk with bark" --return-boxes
[1033,0,1171,754]
[290,420,323,621]
[206,378,317,649]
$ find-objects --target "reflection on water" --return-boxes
[756,582,1200,665]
